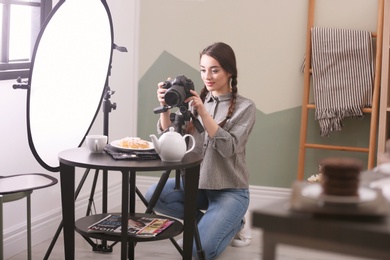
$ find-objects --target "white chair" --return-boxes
[0,173,57,260]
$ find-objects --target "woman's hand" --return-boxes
[186,89,218,137]
[186,90,206,116]
[157,79,172,130]
[157,80,169,106]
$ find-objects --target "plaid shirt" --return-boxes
[191,92,256,190]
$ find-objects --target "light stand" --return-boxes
[43,44,126,259]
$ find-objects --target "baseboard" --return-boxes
[4,175,291,258]
[247,184,291,211]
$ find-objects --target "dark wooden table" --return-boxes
[58,147,202,260]
[252,199,390,259]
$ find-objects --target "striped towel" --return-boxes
[311,27,374,136]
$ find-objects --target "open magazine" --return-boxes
[88,214,174,237]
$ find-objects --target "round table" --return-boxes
[57,147,202,260]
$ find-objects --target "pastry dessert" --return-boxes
[119,137,150,149]
[320,157,362,196]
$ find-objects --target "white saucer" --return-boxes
[301,183,377,204]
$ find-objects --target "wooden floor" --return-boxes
[7,202,376,259]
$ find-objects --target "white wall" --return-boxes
[0,0,139,258]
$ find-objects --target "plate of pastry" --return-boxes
[110,137,154,151]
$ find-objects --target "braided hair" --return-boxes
[195,42,238,128]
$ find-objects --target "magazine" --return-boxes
[88,214,174,237]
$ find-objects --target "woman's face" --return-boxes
[200,54,232,96]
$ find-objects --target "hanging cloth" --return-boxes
[311,27,374,136]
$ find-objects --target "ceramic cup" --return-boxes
[86,135,107,153]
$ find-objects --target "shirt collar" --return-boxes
[206,92,232,103]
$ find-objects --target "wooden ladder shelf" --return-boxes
[297,0,384,180]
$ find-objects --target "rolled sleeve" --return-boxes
[208,99,256,158]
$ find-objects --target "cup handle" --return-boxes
[183,134,195,154]
[94,139,99,152]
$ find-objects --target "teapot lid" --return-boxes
[166,126,180,136]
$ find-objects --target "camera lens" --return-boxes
[165,85,187,107]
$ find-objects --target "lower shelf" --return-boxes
[75,213,183,242]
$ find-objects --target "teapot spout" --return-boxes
[149,134,160,154]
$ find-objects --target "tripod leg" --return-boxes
[85,169,99,216]
[43,169,91,260]
[83,169,113,252]
[135,187,155,214]
[143,170,171,214]
[169,237,184,257]
[135,170,185,256]
[194,222,205,260]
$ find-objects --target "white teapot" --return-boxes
[150,127,195,162]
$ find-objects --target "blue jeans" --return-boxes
[144,178,249,260]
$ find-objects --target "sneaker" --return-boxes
[231,212,252,247]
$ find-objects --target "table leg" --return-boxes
[262,232,276,260]
[60,163,75,260]
[182,165,200,260]
[103,170,108,213]
[128,171,136,259]
[121,171,130,260]
[100,170,109,252]
[0,195,4,260]
[27,194,31,260]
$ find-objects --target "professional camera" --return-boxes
[153,74,204,134]
[162,75,194,108]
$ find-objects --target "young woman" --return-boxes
[145,42,256,259]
